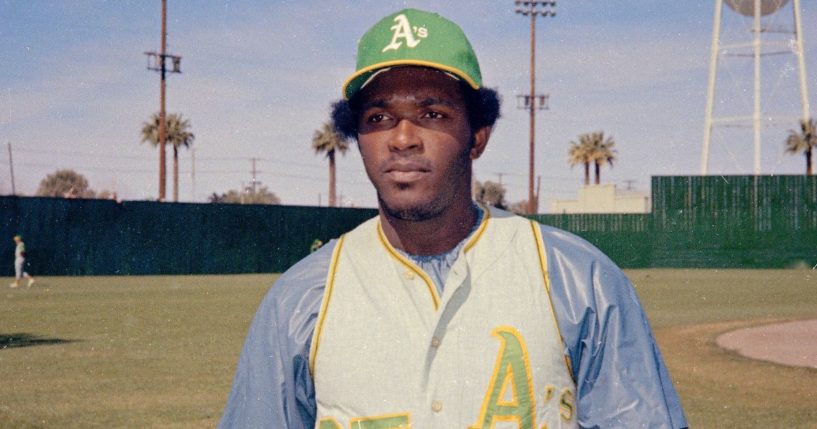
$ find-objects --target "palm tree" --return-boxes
[141,113,195,202]
[587,131,617,185]
[312,122,350,207]
[785,118,817,175]
[568,134,593,185]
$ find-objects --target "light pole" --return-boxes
[515,0,555,214]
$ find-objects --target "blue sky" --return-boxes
[1,0,815,210]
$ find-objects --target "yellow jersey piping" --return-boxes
[463,203,491,253]
[530,220,576,383]
[308,234,346,376]
[376,222,440,309]
[374,205,491,310]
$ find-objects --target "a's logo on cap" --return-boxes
[381,14,428,53]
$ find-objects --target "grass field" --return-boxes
[1,270,816,428]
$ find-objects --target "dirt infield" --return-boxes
[716,319,817,369]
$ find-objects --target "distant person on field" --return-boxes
[11,235,35,288]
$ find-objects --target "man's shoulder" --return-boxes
[530,219,630,287]
[279,240,337,283]
[339,215,380,240]
[258,239,339,315]
[486,207,613,261]
[532,220,636,311]
[536,222,613,262]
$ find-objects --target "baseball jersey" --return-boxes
[15,242,25,260]
[312,208,577,428]
[218,207,688,429]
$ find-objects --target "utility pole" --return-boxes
[6,89,15,196]
[536,175,541,212]
[249,158,261,193]
[145,0,182,201]
[7,142,15,196]
[515,0,555,215]
[190,147,196,201]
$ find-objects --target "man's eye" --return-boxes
[367,113,387,123]
[423,111,446,120]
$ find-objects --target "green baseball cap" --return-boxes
[342,8,482,100]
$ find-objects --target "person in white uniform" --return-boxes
[11,235,35,288]
[219,8,687,429]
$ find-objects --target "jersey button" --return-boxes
[430,336,441,348]
[403,270,415,280]
[431,400,443,413]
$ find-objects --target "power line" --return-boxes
[13,162,156,173]
[11,147,328,169]
[11,146,583,189]
[10,160,373,188]
[12,156,577,191]
[14,148,155,161]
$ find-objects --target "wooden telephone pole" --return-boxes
[145,0,182,201]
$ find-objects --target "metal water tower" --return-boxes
[701,0,810,174]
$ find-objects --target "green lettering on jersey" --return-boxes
[560,388,575,421]
[351,414,410,429]
[318,418,343,429]
[470,326,535,429]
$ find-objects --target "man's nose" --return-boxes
[388,118,423,152]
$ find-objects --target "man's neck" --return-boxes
[379,200,478,256]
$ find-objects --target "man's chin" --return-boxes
[378,197,444,222]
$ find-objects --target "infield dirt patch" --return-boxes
[655,319,817,428]
[716,319,817,369]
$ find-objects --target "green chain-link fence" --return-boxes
[2,175,814,275]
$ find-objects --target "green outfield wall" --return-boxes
[1,175,814,275]
[0,197,376,275]
[649,175,816,267]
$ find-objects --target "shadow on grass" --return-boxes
[0,333,77,350]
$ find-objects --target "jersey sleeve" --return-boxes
[540,225,688,429]
[217,240,334,429]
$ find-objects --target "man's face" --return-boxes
[355,67,482,221]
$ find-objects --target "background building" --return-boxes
[550,184,650,214]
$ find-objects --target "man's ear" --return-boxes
[470,126,492,160]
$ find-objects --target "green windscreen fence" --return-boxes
[531,213,653,267]
[650,175,816,267]
[0,197,376,276]
[1,175,815,274]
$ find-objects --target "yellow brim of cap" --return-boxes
[342,59,481,100]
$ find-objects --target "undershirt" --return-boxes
[398,204,484,295]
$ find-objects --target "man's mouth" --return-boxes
[384,162,431,183]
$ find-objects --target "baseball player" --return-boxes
[219,8,687,429]
[11,235,35,288]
